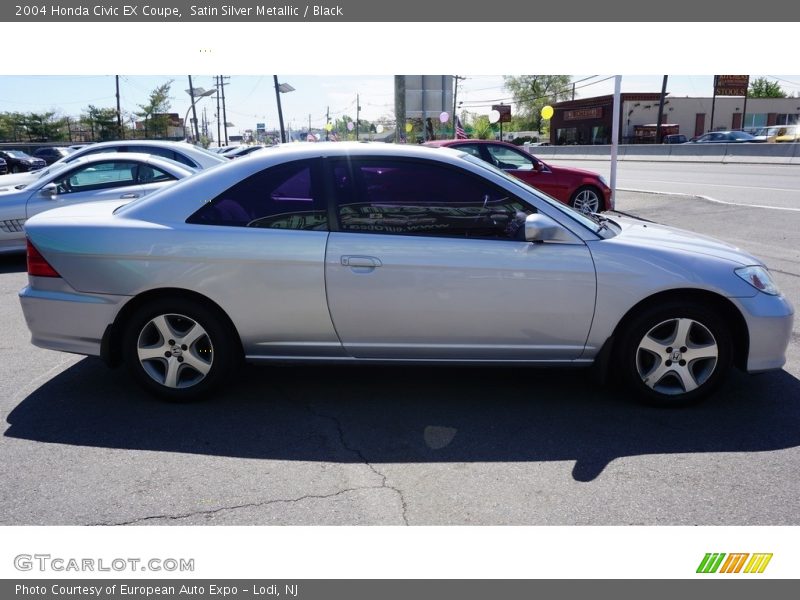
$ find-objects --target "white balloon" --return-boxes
[489,110,501,124]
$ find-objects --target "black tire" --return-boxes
[569,185,604,213]
[615,301,732,407]
[122,297,238,401]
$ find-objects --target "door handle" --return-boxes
[120,193,140,199]
[341,255,382,268]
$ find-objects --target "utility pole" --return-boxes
[355,93,360,141]
[215,76,222,147]
[220,75,230,145]
[326,106,330,140]
[452,75,461,137]
[655,75,668,144]
[395,75,406,143]
[308,113,311,136]
[115,75,122,139]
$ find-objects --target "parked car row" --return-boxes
[0,152,195,253]
[17,142,792,407]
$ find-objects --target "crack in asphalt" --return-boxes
[305,404,410,526]
[90,485,391,526]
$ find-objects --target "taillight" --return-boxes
[26,239,60,278]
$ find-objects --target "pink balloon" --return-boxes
[439,112,450,124]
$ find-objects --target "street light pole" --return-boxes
[188,75,200,141]
[273,76,295,144]
[274,75,287,144]
[184,86,216,143]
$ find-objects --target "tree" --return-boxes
[503,75,572,132]
[471,115,494,140]
[83,105,121,141]
[136,80,174,138]
[0,112,27,142]
[24,111,68,141]
[748,77,786,98]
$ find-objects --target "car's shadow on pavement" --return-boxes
[0,254,26,274]
[6,359,800,481]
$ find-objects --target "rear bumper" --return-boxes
[19,279,128,357]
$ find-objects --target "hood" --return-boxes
[609,215,761,266]
[0,172,38,188]
[546,162,606,183]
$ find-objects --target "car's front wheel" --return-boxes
[616,302,732,406]
[570,185,603,213]
[122,297,237,401]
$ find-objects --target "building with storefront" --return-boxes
[551,94,800,144]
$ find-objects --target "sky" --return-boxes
[3,74,799,141]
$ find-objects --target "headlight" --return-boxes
[735,266,780,295]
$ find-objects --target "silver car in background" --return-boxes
[0,152,194,253]
[0,140,226,189]
[19,143,794,406]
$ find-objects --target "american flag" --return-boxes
[455,116,467,139]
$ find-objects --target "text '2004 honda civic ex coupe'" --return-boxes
[18,143,794,406]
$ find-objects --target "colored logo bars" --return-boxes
[696,553,773,574]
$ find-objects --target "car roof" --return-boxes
[43,151,196,178]
[60,140,227,167]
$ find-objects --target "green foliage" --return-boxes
[0,111,68,142]
[136,80,174,138]
[503,75,572,132]
[748,77,786,98]
[472,115,495,140]
[83,105,121,141]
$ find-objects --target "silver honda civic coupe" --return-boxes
[18,143,794,406]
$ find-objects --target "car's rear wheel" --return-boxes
[616,302,732,406]
[570,186,603,213]
[122,297,237,401]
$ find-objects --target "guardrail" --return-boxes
[526,143,800,165]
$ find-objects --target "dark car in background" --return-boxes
[688,131,761,144]
[0,150,46,173]
[662,134,688,144]
[0,156,6,175]
[424,139,612,213]
[32,146,73,165]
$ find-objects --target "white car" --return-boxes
[0,140,225,188]
[0,152,194,253]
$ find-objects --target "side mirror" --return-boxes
[38,183,58,198]
[524,213,577,243]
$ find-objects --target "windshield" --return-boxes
[460,153,607,235]
[5,150,29,158]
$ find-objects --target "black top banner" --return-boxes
[3,0,800,21]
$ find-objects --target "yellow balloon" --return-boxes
[405,122,413,133]
[541,105,554,120]
[324,122,333,132]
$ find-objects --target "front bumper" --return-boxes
[732,293,795,373]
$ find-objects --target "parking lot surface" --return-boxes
[1,190,798,525]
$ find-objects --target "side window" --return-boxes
[187,159,328,230]
[136,164,175,184]
[333,159,533,241]
[485,145,536,170]
[53,160,137,194]
[452,144,483,158]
